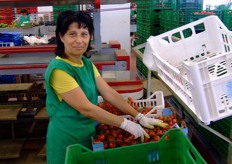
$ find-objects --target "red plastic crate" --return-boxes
[0,19,13,25]
[16,7,38,14]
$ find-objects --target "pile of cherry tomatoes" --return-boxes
[96,97,177,149]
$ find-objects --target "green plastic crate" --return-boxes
[136,0,173,10]
[184,110,232,164]
[222,10,232,30]
[65,129,206,164]
[174,0,203,10]
[136,56,148,78]
[209,115,232,140]
[53,4,77,23]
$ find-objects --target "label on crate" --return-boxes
[227,81,232,98]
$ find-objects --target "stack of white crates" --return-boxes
[144,15,232,125]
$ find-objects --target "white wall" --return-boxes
[100,3,131,54]
[203,0,231,9]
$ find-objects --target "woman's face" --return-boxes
[22,12,27,16]
[60,22,90,58]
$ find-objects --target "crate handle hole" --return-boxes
[219,109,225,114]
[171,32,182,42]
[183,28,193,38]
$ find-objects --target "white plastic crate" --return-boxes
[132,91,165,116]
[144,15,232,125]
[0,42,14,47]
[98,91,165,117]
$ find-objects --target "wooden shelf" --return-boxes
[37,144,46,157]
[0,139,25,159]
[34,107,48,120]
[0,105,22,121]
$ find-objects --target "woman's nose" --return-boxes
[75,36,82,43]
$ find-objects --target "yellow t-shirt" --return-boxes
[50,56,100,101]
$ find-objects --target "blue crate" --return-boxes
[0,42,14,47]
[0,75,16,84]
[0,32,22,46]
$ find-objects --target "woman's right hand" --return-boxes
[120,118,150,142]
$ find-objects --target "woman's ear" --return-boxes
[59,33,64,43]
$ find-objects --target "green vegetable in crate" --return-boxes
[0,23,8,28]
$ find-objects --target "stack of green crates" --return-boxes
[65,129,206,164]
[53,5,78,23]
[135,0,173,46]
[222,10,232,30]
[159,10,174,32]
[169,96,231,163]
[135,47,148,78]
[210,116,232,141]
[173,0,203,10]
[136,55,148,78]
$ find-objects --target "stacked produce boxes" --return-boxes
[135,0,173,46]
[53,5,78,23]
[222,10,232,30]
[0,32,22,46]
[0,8,14,25]
[135,0,173,78]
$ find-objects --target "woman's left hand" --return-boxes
[135,113,169,129]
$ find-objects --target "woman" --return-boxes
[14,9,34,26]
[45,10,167,164]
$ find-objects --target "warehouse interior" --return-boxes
[0,0,232,164]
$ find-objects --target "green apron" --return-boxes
[18,15,31,26]
[45,56,98,164]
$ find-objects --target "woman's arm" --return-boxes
[61,86,124,127]
[60,85,149,140]
[29,15,34,23]
[14,17,20,23]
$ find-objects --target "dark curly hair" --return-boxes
[55,10,94,58]
[20,9,29,15]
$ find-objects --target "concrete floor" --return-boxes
[0,139,46,164]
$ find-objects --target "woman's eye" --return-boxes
[82,33,89,37]
[69,33,76,37]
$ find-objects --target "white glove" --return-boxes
[120,118,150,142]
[135,113,168,129]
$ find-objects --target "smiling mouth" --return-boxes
[74,47,83,50]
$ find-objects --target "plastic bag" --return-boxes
[143,36,169,71]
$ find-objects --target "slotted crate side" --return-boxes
[65,129,206,164]
[0,32,22,46]
[136,0,173,10]
[185,109,232,164]
[173,0,203,10]
[209,115,232,140]
[133,91,164,116]
[136,56,148,78]
[145,15,232,125]
[222,10,232,30]
[53,4,77,23]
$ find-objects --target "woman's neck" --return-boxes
[67,56,82,65]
